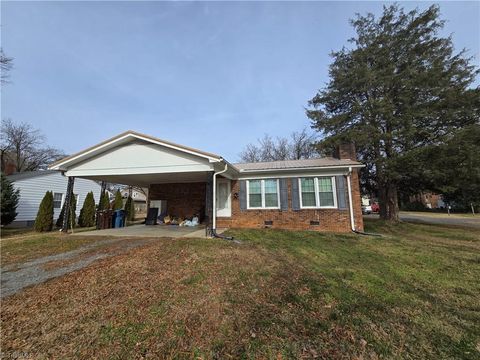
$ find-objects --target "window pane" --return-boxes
[265,193,278,207]
[318,177,332,192]
[301,178,315,192]
[249,180,261,194]
[318,177,334,207]
[249,194,262,208]
[300,178,316,207]
[53,193,63,209]
[264,179,278,207]
[319,192,334,206]
[264,179,277,194]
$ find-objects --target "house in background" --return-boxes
[48,131,364,233]
[7,170,102,227]
[120,187,147,214]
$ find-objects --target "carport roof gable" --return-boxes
[49,130,223,170]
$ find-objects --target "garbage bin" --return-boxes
[97,209,113,229]
[112,209,125,228]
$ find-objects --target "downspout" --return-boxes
[346,167,356,232]
[212,161,228,232]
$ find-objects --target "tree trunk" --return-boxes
[378,182,400,222]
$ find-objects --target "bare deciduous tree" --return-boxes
[1,49,13,84]
[1,119,65,173]
[239,128,317,162]
[291,128,317,160]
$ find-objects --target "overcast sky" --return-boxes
[1,1,479,162]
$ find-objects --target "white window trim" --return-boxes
[299,176,337,209]
[246,179,281,210]
[53,192,64,209]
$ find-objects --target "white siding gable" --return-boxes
[65,141,213,177]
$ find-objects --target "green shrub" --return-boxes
[124,195,135,221]
[113,190,123,210]
[98,191,110,211]
[35,191,54,232]
[79,192,96,227]
[1,172,20,226]
[55,194,77,230]
[69,194,77,228]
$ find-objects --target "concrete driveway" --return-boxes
[365,212,480,229]
[76,224,208,238]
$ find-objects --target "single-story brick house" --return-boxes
[49,131,364,233]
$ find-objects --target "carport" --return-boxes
[48,131,237,236]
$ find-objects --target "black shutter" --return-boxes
[239,180,247,211]
[291,177,300,211]
[279,178,288,211]
[336,175,347,209]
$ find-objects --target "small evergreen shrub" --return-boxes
[79,191,96,227]
[55,194,77,229]
[113,190,123,210]
[69,194,77,228]
[35,191,54,232]
[1,173,20,226]
[98,191,110,211]
[124,195,135,221]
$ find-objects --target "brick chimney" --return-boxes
[333,143,356,161]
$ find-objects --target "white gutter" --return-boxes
[346,166,356,231]
[238,164,365,173]
[212,162,228,231]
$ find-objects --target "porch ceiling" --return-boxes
[79,171,211,187]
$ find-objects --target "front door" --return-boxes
[216,179,231,217]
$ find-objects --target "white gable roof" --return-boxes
[49,130,223,171]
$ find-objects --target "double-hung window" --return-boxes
[247,179,279,209]
[299,177,337,208]
[53,193,63,209]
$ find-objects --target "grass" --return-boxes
[0,230,114,266]
[1,219,479,359]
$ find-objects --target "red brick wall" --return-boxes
[216,174,364,233]
[149,182,206,220]
[351,169,364,231]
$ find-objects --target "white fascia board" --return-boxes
[238,170,350,180]
[65,163,213,177]
[236,164,364,179]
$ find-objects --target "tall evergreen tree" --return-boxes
[124,195,135,221]
[420,124,480,211]
[79,191,96,227]
[307,4,479,221]
[1,173,20,226]
[34,191,54,232]
[113,190,123,210]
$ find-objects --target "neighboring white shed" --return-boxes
[7,170,102,227]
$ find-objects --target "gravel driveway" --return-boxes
[1,238,154,298]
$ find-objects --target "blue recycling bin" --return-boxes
[112,209,125,228]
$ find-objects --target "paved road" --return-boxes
[365,212,480,229]
[1,238,155,298]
